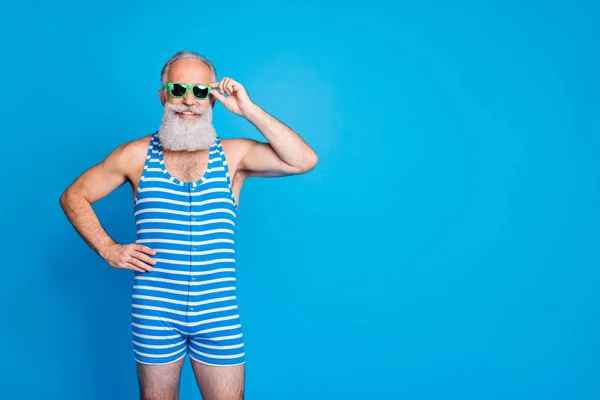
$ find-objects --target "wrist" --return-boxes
[98,239,118,259]
[241,101,263,121]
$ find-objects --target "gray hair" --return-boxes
[160,51,217,86]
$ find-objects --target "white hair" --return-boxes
[157,102,216,151]
[160,51,217,86]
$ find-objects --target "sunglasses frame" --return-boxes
[163,82,214,100]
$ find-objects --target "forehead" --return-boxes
[167,59,213,84]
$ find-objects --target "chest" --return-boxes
[162,150,209,182]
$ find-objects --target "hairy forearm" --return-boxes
[59,190,115,259]
[243,103,317,169]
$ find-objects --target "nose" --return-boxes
[182,89,195,105]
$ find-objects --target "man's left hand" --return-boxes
[209,77,255,117]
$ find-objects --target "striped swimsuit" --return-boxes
[130,132,245,366]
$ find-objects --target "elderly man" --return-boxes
[60,50,318,400]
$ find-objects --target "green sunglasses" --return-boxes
[162,82,214,99]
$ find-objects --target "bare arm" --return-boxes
[209,78,318,178]
[60,144,128,255]
[238,103,319,177]
[59,138,156,271]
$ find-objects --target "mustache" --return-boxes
[165,102,210,115]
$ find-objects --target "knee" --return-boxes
[208,396,243,400]
[140,390,178,400]
[203,393,243,400]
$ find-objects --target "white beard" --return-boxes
[157,102,216,151]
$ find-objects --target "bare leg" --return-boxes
[191,359,245,400]
[136,357,185,400]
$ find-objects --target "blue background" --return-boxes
[1,0,599,399]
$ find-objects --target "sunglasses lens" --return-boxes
[193,85,209,99]
[170,83,187,97]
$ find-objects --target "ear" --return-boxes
[158,89,165,106]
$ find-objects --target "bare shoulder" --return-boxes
[220,138,256,169]
[107,134,152,171]
[117,134,152,159]
[62,134,153,201]
[220,138,255,155]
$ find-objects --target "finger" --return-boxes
[220,78,226,95]
[223,82,229,95]
[223,78,232,95]
[210,89,226,103]
[128,256,153,272]
[226,81,234,95]
[125,262,146,273]
[134,244,156,255]
[208,80,225,95]
[132,251,157,266]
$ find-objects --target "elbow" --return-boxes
[303,152,318,173]
[283,152,319,175]
[292,155,318,174]
[59,189,71,212]
[59,187,80,213]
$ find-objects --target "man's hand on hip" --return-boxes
[102,243,156,273]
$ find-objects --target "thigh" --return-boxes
[136,356,185,400]
[187,325,246,399]
[191,359,245,400]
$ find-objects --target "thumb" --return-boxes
[210,89,226,104]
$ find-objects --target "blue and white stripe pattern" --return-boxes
[130,132,245,366]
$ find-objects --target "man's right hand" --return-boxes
[60,136,152,269]
[102,243,157,272]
